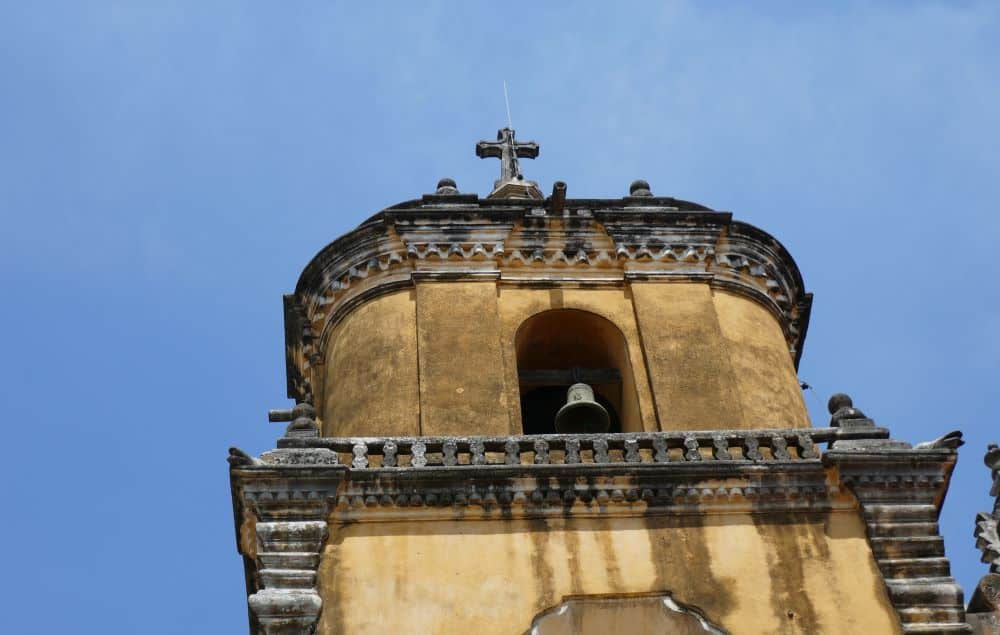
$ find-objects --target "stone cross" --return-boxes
[476,127,539,185]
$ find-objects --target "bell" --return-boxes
[554,383,611,434]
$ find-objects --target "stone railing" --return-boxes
[236,410,969,635]
[271,426,890,469]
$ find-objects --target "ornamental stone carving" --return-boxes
[282,198,811,404]
[969,444,1000,633]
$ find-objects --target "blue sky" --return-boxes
[1,2,998,632]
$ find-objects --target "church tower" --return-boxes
[229,129,969,633]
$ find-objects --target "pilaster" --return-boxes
[230,446,346,635]
[825,448,969,633]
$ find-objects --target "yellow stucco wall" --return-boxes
[317,510,899,634]
[416,281,510,436]
[319,282,807,435]
[320,290,420,437]
[713,291,810,427]
[630,282,747,430]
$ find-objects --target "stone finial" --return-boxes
[435,178,459,195]
[280,402,320,439]
[826,392,916,450]
[629,179,653,197]
[828,392,867,426]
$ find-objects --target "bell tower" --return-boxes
[229,128,969,634]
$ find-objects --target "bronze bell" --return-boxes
[554,383,611,434]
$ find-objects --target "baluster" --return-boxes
[624,439,641,463]
[411,440,427,467]
[442,439,458,466]
[352,442,369,469]
[796,432,818,459]
[712,435,733,460]
[593,438,609,464]
[771,435,790,460]
[564,438,581,464]
[470,439,486,466]
[684,436,702,461]
[744,436,763,461]
[382,440,398,468]
[504,439,520,465]
[652,436,670,463]
[533,439,550,464]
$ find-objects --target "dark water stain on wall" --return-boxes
[752,512,821,633]
[528,518,557,610]
[643,514,737,621]
[595,517,625,591]
[561,520,585,595]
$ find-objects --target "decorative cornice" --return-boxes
[231,423,966,634]
[231,427,883,522]
[282,199,811,402]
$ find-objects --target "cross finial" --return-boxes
[475,128,541,198]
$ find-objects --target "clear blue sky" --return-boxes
[2,2,998,632]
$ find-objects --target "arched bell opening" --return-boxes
[514,309,640,434]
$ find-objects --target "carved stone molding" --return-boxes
[248,521,326,635]
[281,199,811,403]
[231,458,347,635]
[824,449,969,633]
[238,438,850,524]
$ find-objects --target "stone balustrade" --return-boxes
[270,426,890,469]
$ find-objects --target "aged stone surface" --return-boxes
[232,459,346,635]
[824,448,968,633]
[284,196,811,418]
[320,290,419,437]
[232,423,921,634]
[231,131,968,634]
[968,444,1000,634]
[416,280,509,436]
[476,127,542,199]
[631,282,746,429]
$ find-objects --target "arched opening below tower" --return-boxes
[515,309,640,434]
[526,593,726,634]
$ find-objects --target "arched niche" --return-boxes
[524,593,727,635]
[514,309,641,434]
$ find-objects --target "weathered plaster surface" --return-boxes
[290,198,813,421]
[631,282,746,430]
[320,283,804,437]
[417,280,510,436]
[317,511,898,634]
[713,291,810,427]
[321,290,419,437]
[231,189,972,635]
